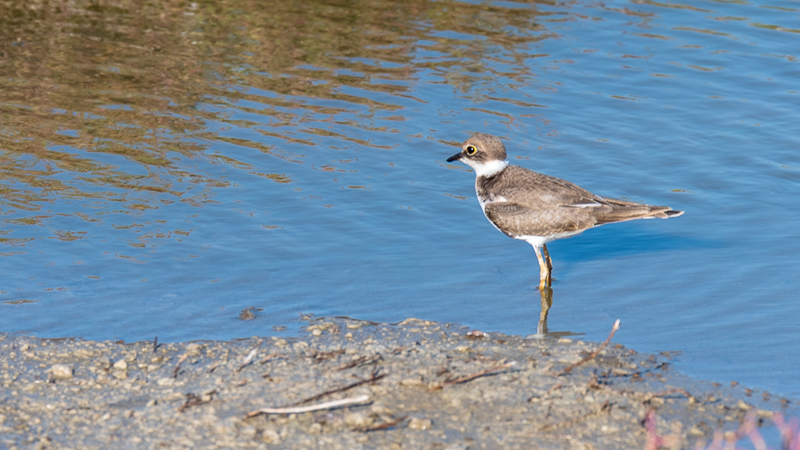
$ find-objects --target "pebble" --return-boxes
[408,418,433,430]
[344,412,372,427]
[50,364,73,380]
[737,400,753,411]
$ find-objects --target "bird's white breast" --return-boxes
[515,230,584,246]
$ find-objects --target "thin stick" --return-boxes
[292,372,386,406]
[236,348,258,373]
[245,394,370,417]
[559,319,620,375]
[335,355,381,372]
[152,336,158,353]
[173,354,189,378]
[311,349,345,363]
[429,362,516,392]
[259,352,282,365]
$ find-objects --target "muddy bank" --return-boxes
[0,317,793,449]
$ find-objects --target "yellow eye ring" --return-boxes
[465,145,477,155]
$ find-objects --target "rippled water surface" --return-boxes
[2,0,799,398]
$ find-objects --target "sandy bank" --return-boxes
[0,317,793,449]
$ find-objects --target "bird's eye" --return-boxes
[465,145,478,155]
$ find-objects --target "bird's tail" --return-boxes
[594,197,683,225]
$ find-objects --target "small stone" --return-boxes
[113,359,128,370]
[346,323,363,329]
[344,412,373,427]
[112,370,128,380]
[408,417,433,430]
[757,409,773,418]
[737,400,752,411]
[185,343,204,357]
[688,426,704,436]
[51,364,73,379]
[400,377,425,387]
[261,429,280,443]
[273,339,288,347]
[240,425,257,438]
[370,403,390,415]
[557,338,573,344]
[466,330,488,339]
[600,425,619,434]
[311,329,322,336]
[723,430,736,440]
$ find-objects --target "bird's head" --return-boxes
[447,133,509,177]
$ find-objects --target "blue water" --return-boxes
[2,0,799,399]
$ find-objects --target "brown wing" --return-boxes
[484,201,596,237]
[480,166,684,237]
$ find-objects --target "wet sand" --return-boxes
[0,317,793,449]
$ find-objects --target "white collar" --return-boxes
[466,159,508,178]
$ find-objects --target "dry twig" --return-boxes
[246,395,370,418]
[559,319,620,375]
[293,372,386,406]
[429,361,516,392]
[258,352,282,365]
[172,354,189,378]
[335,355,382,372]
[311,349,345,363]
[236,347,258,373]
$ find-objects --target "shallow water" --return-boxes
[2,0,799,399]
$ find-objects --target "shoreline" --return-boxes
[1,317,795,449]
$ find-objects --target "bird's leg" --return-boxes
[537,286,553,335]
[542,244,553,273]
[533,245,552,289]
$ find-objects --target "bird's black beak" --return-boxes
[446,152,462,163]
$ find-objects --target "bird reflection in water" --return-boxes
[533,286,578,340]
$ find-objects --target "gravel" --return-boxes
[0,317,794,449]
